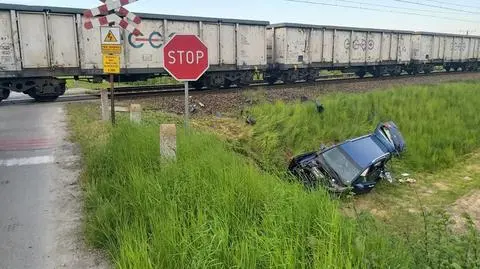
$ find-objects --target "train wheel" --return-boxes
[27,89,59,102]
[355,71,366,78]
[0,89,10,101]
[281,72,296,84]
[266,76,278,85]
[223,79,233,88]
[191,80,204,90]
[206,73,224,89]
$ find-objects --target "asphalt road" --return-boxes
[0,101,107,269]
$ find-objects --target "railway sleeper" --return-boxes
[0,88,10,101]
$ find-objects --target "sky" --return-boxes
[2,0,480,35]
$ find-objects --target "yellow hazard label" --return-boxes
[104,30,118,43]
[103,54,120,74]
[101,44,122,55]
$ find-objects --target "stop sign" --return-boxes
[163,34,209,81]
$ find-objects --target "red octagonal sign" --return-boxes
[163,34,209,81]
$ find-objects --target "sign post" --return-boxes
[184,81,189,129]
[163,34,209,131]
[83,0,142,125]
[101,27,122,125]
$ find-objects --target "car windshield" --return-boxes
[322,147,361,185]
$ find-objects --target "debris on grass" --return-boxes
[315,100,325,113]
[398,178,417,184]
[246,115,256,125]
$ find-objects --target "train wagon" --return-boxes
[266,23,415,83]
[0,3,269,102]
[411,32,480,73]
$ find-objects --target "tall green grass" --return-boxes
[79,122,413,268]
[246,82,480,171]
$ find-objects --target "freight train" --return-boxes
[0,3,479,102]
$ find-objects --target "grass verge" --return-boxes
[68,104,417,268]
[68,79,480,268]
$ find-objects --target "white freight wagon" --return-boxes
[0,3,268,101]
[267,23,414,82]
[411,32,480,72]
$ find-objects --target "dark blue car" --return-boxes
[288,122,406,194]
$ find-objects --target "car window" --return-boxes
[382,128,393,144]
[361,168,369,177]
[322,148,361,185]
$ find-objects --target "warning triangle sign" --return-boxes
[104,30,118,43]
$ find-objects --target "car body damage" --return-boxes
[288,122,406,194]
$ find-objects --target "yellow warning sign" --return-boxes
[104,30,118,43]
[103,54,120,74]
[100,27,121,45]
[101,44,122,55]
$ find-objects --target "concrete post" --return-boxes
[129,104,142,123]
[100,90,110,121]
[160,124,177,161]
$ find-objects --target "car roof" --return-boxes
[339,135,390,169]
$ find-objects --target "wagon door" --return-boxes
[0,11,17,71]
[17,12,49,68]
[47,14,79,68]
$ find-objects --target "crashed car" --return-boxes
[288,121,405,194]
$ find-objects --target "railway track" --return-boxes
[97,70,477,99]
[1,70,478,106]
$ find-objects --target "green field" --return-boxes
[68,81,480,268]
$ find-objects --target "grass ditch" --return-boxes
[243,82,480,173]
[68,81,480,268]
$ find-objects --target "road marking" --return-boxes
[0,156,55,167]
[0,138,55,151]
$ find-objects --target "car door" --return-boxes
[373,121,406,155]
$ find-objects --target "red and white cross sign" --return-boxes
[83,0,142,36]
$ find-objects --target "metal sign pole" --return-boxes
[110,74,115,125]
[184,81,189,132]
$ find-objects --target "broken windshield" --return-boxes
[322,147,361,185]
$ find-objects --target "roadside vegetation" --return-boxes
[244,82,480,172]
[68,81,480,268]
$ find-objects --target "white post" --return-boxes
[129,104,142,123]
[160,124,177,161]
[100,90,110,121]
